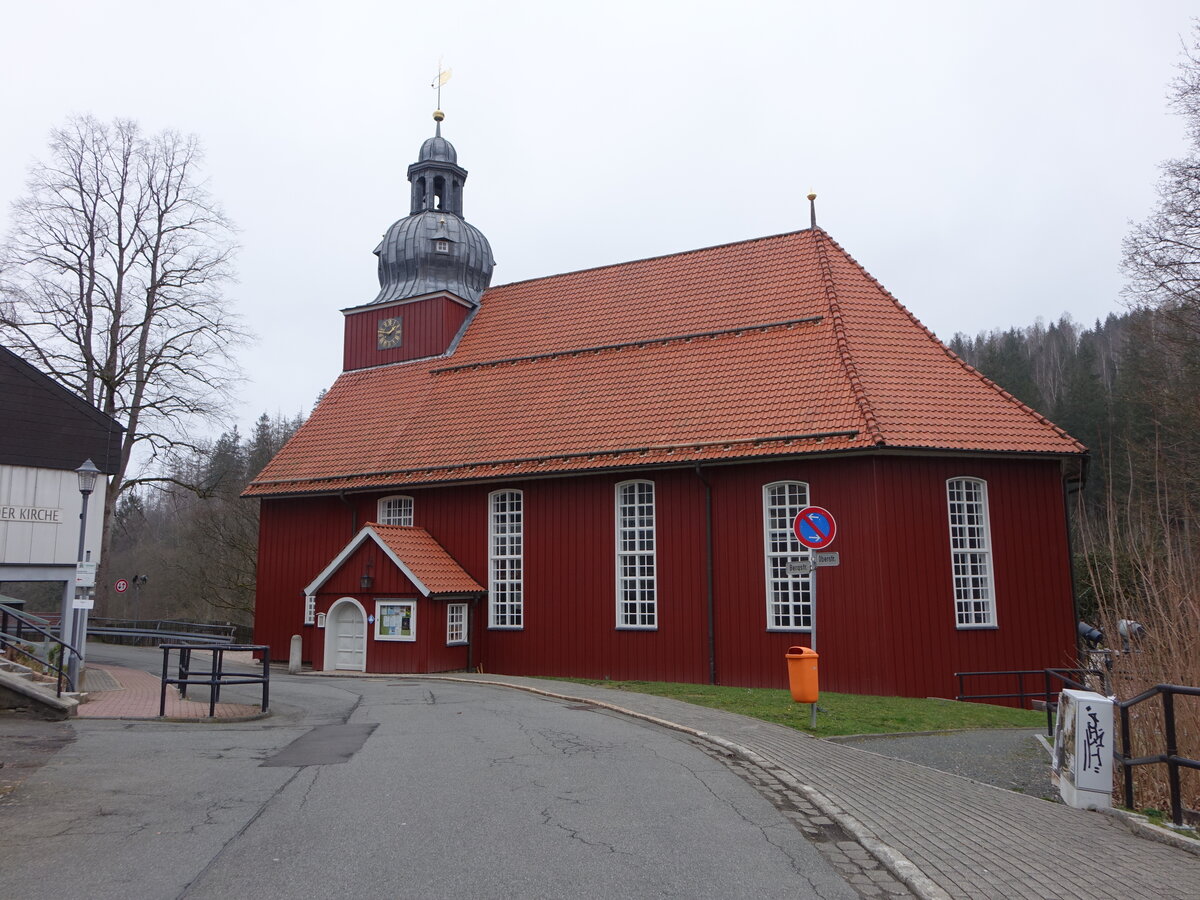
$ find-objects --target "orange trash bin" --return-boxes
[785,646,819,703]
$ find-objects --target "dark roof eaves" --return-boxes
[245,441,1085,499]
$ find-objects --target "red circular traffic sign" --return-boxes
[793,506,837,550]
[114,579,129,593]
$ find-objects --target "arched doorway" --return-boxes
[324,598,367,672]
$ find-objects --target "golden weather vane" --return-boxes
[431,59,452,110]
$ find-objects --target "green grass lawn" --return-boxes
[554,679,1046,737]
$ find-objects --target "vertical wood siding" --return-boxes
[255,455,1077,697]
[342,296,472,371]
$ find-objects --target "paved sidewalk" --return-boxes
[75,664,264,720]
[423,673,1200,900]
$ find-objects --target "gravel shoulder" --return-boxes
[830,728,1058,801]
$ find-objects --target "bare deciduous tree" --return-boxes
[0,115,246,610]
[1124,26,1200,343]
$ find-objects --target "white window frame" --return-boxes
[763,481,813,631]
[375,599,417,641]
[447,603,468,645]
[304,594,316,625]
[616,480,657,630]
[377,495,414,526]
[947,477,997,629]
[488,490,523,629]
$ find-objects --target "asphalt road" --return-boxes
[0,646,859,900]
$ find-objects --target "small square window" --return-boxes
[378,496,413,526]
[434,239,450,253]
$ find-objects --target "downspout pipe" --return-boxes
[1063,455,1089,661]
[694,463,717,685]
[338,490,358,537]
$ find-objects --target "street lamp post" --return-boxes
[67,458,101,689]
[132,574,148,622]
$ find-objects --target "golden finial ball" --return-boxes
[433,109,445,122]
[807,192,817,201]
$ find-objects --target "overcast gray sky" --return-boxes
[1,1,1194,436]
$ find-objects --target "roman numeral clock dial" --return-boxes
[377,316,402,350]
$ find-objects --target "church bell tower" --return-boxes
[341,110,495,372]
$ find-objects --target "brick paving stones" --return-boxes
[75,664,262,720]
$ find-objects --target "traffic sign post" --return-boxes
[791,506,839,729]
[114,579,129,593]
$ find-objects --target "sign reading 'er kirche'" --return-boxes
[0,506,63,524]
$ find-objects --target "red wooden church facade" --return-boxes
[256,455,1076,697]
[248,120,1085,698]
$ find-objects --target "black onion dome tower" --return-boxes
[373,110,495,305]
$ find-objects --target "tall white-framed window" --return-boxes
[947,477,996,628]
[763,481,812,631]
[447,603,468,645]
[378,495,414,526]
[489,490,523,628]
[616,480,657,629]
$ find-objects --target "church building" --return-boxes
[247,112,1086,697]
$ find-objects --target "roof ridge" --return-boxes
[813,230,885,446]
[431,316,823,375]
[816,232,1087,453]
[485,228,816,294]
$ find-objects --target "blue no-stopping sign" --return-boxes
[793,506,837,550]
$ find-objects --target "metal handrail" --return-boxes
[158,643,270,717]
[954,667,1102,736]
[1117,684,1200,827]
[0,603,79,695]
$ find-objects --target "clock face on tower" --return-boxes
[377,316,403,350]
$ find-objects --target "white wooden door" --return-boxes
[331,601,365,670]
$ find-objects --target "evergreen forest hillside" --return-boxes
[949,306,1199,635]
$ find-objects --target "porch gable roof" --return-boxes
[302,523,484,598]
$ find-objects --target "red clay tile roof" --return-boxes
[369,524,483,595]
[247,229,1084,497]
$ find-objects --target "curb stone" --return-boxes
[1100,808,1200,858]
[705,735,949,900]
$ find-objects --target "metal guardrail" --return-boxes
[0,603,79,695]
[159,643,270,717]
[1117,684,1200,828]
[89,617,238,645]
[954,668,1103,736]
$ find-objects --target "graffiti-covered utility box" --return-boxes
[1052,689,1114,810]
